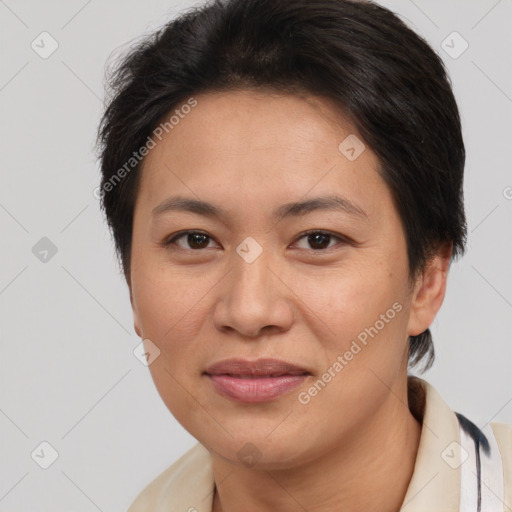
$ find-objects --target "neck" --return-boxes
[211,379,422,512]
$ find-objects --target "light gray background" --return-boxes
[0,0,511,510]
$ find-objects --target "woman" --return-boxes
[96,0,511,510]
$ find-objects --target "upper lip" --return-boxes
[204,358,310,377]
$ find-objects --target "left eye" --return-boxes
[294,230,344,250]
[164,230,345,251]
[166,231,218,250]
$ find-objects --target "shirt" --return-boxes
[127,376,512,512]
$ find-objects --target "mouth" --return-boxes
[204,358,310,403]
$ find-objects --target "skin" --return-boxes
[129,89,451,512]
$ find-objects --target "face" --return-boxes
[129,89,424,469]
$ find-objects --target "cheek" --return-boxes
[132,255,209,334]
[304,263,410,377]
[131,268,210,421]
[306,262,404,331]
[130,260,229,397]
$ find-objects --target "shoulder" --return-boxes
[127,442,214,512]
[491,421,512,470]
[491,422,512,511]
[492,421,512,444]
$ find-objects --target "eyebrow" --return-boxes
[151,194,368,221]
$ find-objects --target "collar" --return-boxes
[400,376,461,511]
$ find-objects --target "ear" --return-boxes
[129,284,143,338]
[407,242,452,337]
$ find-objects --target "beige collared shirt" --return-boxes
[127,377,512,512]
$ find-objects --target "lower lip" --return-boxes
[207,374,308,403]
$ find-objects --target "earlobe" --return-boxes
[407,243,452,337]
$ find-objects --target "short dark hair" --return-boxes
[96,0,467,371]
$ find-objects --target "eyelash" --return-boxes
[162,229,349,252]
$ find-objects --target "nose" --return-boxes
[213,253,294,338]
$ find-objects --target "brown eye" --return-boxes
[294,230,344,251]
[165,231,217,250]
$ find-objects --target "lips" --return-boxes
[204,358,310,377]
[204,358,310,403]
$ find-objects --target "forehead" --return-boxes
[145,89,360,159]
[135,89,388,221]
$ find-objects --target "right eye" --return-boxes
[163,230,220,251]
